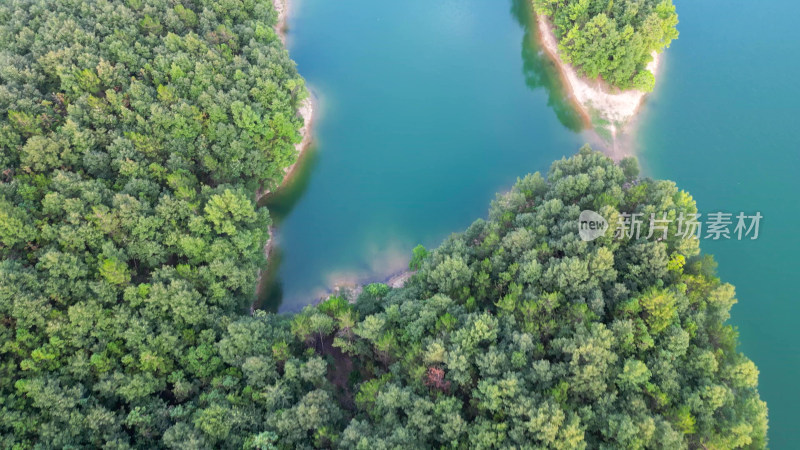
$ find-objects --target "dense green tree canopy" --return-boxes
[533,0,679,91]
[0,0,313,447]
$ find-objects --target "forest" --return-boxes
[0,0,766,448]
[0,0,308,446]
[532,0,679,91]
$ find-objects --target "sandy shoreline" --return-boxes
[319,270,417,305]
[275,94,315,193]
[262,0,316,239]
[256,0,315,201]
[535,15,659,159]
[272,0,290,44]
[261,0,315,243]
[251,0,315,313]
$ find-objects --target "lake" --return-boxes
[260,0,799,445]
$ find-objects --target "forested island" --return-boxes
[533,0,679,141]
[0,0,767,448]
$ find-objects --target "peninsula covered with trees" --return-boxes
[533,0,679,92]
[0,0,766,448]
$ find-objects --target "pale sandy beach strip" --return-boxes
[536,15,660,158]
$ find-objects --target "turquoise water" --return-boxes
[263,0,799,444]
[638,0,800,446]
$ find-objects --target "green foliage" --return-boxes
[364,283,390,298]
[620,156,641,180]
[409,244,429,270]
[99,257,131,285]
[0,0,321,447]
[638,287,677,334]
[533,0,679,91]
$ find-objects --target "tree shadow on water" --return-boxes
[257,143,320,224]
[510,0,584,133]
[253,144,320,313]
[254,247,285,313]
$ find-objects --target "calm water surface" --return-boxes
[260,0,585,309]
[263,0,799,444]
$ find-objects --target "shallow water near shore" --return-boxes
[260,0,800,444]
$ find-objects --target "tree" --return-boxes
[409,244,429,270]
